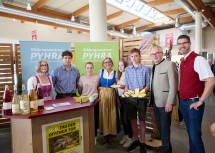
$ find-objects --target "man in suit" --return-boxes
[150,46,178,153]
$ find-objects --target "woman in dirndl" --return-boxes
[99,57,120,145]
[27,60,53,101]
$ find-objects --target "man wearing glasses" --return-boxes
[51,50,80,99]
[150,46,178,153]
[177,35,215,153]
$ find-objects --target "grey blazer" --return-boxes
[150,60,178,107]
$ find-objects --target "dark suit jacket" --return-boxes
[150,60,178,107]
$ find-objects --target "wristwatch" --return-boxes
[199,99,205,104]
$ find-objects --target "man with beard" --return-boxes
[177,35,215,153]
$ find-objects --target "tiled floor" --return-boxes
[1,93,215,153]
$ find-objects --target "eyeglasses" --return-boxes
[40,64,48,67]
[177,42,189,46]
[150,52,163,57]
[104,61,111,64]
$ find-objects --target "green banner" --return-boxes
[75,42,119,75]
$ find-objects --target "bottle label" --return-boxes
[20,100,29,110]
[38,99,44,106]
[30,100,38,109]
[12,104,19,114]
[3,102,12,110]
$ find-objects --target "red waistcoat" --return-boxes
[179,52,204,99]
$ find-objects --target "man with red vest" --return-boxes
[177,35,215,153]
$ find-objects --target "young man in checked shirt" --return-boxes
[125,48,151,153]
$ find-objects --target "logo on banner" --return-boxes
[82,48,112,61]
[32,30,37,40]
[75,42,119,75]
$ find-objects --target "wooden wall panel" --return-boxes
[0,43,14,125]
[119,35,159,67]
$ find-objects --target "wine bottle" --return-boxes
[37,83,44,111]
[12,85,20,114]
[3,85,12,115]
[29,84,38,113]
[20,84,30,114]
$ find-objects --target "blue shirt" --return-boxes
[125,64,150,91]
[51,64,80,94]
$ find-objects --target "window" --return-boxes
[107,0,167,22]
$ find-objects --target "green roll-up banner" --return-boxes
[75,42,119,75]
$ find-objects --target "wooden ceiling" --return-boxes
[0,0,214,35]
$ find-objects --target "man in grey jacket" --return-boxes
[150,46,178,153]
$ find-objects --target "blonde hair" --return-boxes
[102,57,114,67]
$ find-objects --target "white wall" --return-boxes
[0,17,90,46]
[204,27,215,53]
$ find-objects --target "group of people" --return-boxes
[27,34,215,153]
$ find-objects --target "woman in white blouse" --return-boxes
[98,57,120,145]
[27,60,53,101]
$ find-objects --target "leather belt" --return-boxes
[182,98,199,101]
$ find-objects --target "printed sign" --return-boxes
[42,117,84,153]
[75,42,119,75]
[20,41,70,85]
[32,30,37,40]
[165,33,173,48]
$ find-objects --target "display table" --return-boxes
[3,97,98,153]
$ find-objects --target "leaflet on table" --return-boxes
[52,102,71,107]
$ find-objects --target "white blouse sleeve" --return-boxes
[27,76,37,94]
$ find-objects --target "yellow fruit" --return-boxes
[128,90,134,94]
[138,94,146,98]
[132,94,138,97]
[140,89,146,94]
[124,92,130,97]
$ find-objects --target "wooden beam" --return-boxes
[3,3,70,20]
[137,23,161,31]
[72,4,89,17]
[187,0,215,29]
[38,7,70,19]
[163,8,186,16]
[32,0,49,10]
[115,18,140,30]
[145,0,174,7]
[107,11,123,20]
[179,16,193,23]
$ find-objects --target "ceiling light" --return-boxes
[71,15,75,22]
[120,29,124,33]
[26,3,31,10]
